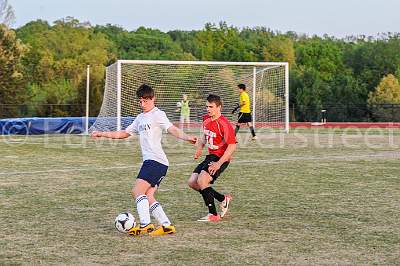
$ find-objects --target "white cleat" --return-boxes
[220,194,232,218]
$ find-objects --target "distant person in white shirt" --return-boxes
[91,84,197,236]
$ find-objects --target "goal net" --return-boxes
[89,60,289,133]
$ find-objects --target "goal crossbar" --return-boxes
[118,60,288,67]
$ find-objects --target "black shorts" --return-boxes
[137,160,168,187]
[193,154,229,184]
[238,112,252,123]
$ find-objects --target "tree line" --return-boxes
[1,16,400,121]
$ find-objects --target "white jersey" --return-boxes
[125,107,173,166]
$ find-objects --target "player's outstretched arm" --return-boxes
[91,131,130,139]
[167,125,197,144]
[194,136,205,159]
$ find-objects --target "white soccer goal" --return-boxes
[89,60,289,133]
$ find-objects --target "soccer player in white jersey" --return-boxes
[91,84,197,236]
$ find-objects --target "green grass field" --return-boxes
[1,128,400,265]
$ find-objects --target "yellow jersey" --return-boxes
[239,91,251,113]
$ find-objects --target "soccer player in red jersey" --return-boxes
[188,94,237,222]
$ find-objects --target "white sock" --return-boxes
[136,195,151,227]
[150,201,171,226]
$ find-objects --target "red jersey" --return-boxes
[202,114,237,158]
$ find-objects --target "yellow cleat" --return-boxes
[149,224,176,236]
[128,223,155,236]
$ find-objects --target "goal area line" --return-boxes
[2,152,398,177]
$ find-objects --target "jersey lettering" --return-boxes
[204,129,219,150]
[138,123,151,132]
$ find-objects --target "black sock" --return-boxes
[200,187,217,215]
[209,187,225,202]
[250,126,256,137]
[235,125,240,135]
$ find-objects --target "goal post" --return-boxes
[90,60,289,133]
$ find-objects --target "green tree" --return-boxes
[344,36,400,92]
[168,30,199,59]
[295,36,345,82]
[96,25,194,61]
[0,24,27,117]
[263,36,295,66]
[194,22,254,61]
[323,73,367,121]
[239,27,274,61]
[17,17,112,116]
[27,79,77,116]
[293,67,327,121]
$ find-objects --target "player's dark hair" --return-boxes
[136,84,154,99]
[207,94,222,107]
[238,83,246,90]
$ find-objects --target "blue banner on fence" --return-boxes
[0,117,96,135]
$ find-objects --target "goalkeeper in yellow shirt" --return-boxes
[233,84,256,140]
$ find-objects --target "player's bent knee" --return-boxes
[188,180,198,190]
[130,188,136,198]
[132,186,145,198]
[188,173,199,189]
[146,194,156,205]
[197,172,213,189]
[145,190,153,198]
[197,179,209,189]
[187,178,195,187]
[145,186,156,197]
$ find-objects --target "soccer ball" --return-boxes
[114,212,136,233]
[176,102,182,108]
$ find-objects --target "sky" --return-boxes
[8,0,400,38]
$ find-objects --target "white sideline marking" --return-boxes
[2,141,49,145]
[1,152,399,176]
[4,156,19,159]
[0,165,140,176]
